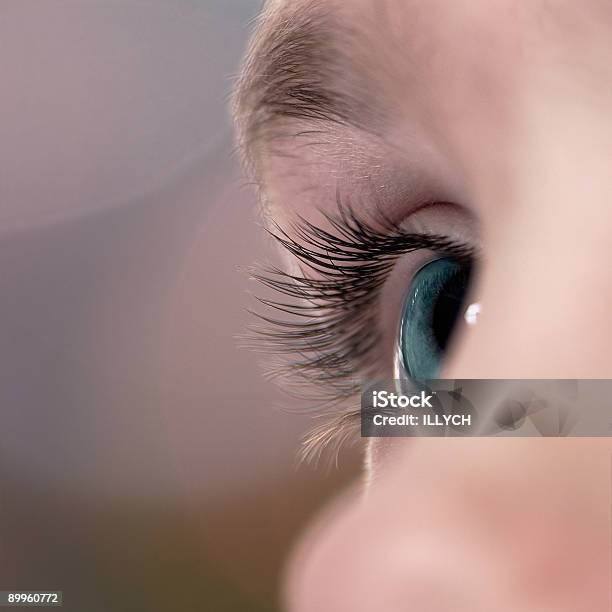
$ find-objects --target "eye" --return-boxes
[398,256,473,381]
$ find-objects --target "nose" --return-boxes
[285,438,611,612]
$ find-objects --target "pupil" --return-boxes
[432,263,472,352]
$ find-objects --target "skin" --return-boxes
[235,1,612,610]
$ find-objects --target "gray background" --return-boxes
[0,2,358,611]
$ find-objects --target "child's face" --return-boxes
[235,0,612,609]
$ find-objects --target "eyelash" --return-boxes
[246,201,475,462]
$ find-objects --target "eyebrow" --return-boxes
[233,1,369,169]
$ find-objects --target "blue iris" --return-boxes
[398,257,472,381]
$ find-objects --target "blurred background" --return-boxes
[0,2,359,610]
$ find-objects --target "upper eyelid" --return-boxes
[246,201,476,396]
